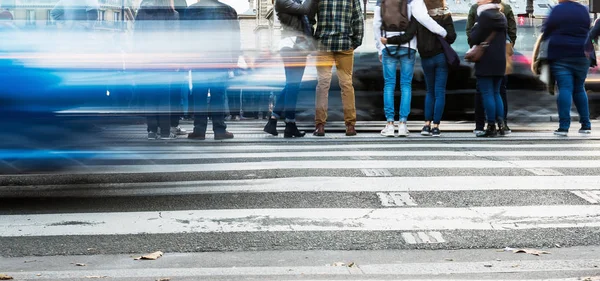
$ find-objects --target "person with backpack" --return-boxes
[380,0,456,137]
[469,0,507,137]
[466,1,516,135]
[543,0,592,136]
[263,0,317,138]
[374,0,448,137]
[313,0,364,137]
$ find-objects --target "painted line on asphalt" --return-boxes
[402,232,445,244]
[525,169,565,176]
[45,160,600,174]
[3,176,600,197]
[362,169,392,177]
[2,205,600,237]
[377,192,417,207]
[571,191,600,204]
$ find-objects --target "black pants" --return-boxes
[170,78,189,127]
[475,75,508,129]
[227,90,241,117]
[191,70,228,134]
[140,85,171,136]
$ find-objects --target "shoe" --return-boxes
[554,128,569,136]
[215,131,234,140]
[346,125,357,136]
[476,124,497,138]
[431,127,441,137]
[148,132,158,140]
[313,124,325,136]
[473,129,484,135]
[421,125,432,136]
[263,118,278,136]
[503,122,512,134]
[497,122,506,136]
[381,124,396,137]
[398,123,409,137]
[579,126,592,134]
[188,132,206,140]
[160,133,177,140]
[171,126,188,136]
[284,122,306,138]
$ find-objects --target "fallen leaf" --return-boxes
[484,263,493,268]
[23,260,38,263]
[75,263,86,267]
[511,264,520,268]
[347,262,356,268]
[330,262,346,267]
[445,258,454,261]
[156,278,171,281]
[134,251,164,260]
[85,276,108,279]
[36,274,42,276]
[513,249,551,256]
[0,274,13,280]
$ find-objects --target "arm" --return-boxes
[469,14,488,45]
[541,7,558,39]
[351,0,365,49]
[466,4,477,46]
[274,0,316,16]
[411,0,447,38]
[50,0,64,21]
[230,10,242,66]
[386,18,418,45]
[503,4,517,44]
[590,19,600,43]
[373,5,384,55]
[443,14,457,44]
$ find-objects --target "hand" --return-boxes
[380,37,388,45]
[379,54,382,62]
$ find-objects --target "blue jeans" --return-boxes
[550,57,591,130]
[273,48,307,122]
[475,76,508,129]
[422,53,448,124]
[382,46,416,122]
[477,76,505,124]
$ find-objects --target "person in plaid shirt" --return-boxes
[313,0,365,137]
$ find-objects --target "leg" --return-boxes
[142,86,158,133]
[192,81,209,135]
[157,82,172,137]
[398,48,416,123]
[493,76,505,123]
[335,50,357,127]
[208,74,228,134]
[551,61,575,130]
[315,52,334,126]
[421,56,436,123]
[282,51,307,122]
[433,54,448,125]
[170,75,182,128]
[572,59,592,129]
[500,75,508,121]
[477,77,497,124]
[381,48,399,123]
[474,82,485,130]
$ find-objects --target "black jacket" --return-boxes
[134,0,179,53]
[470,8,507,77]
[275,0,318,38]
[387,13,457,59]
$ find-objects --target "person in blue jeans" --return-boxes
[543,0,592,136]
[384,6,457,137]
[469,0,507,137]
[374,0,448,137]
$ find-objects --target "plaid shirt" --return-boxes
[315,0,365,52]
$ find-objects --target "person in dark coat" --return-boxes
[134,0,179,140]
[544,0,592,136]
[262,0,317,138]
[469,0,507,137]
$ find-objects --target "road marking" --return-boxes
[4,176,600,197]
[361,169,392,177]
[526,169,564,176]
[571,190,600,204]
[2,205,600,237]
[377,192,417,207]
[402,232,445,244]
[36,160,600,174]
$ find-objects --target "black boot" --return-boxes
[497,121,506,136]
[477,123,497,138]
[263,118,278,136]
[284,122,306,138]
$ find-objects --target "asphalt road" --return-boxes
[1,121,600,280]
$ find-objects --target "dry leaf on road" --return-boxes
[513,249,551,256]
[85,276,108,279]
[134,251,164,260]
[156,278,171,281]
[0,274,13,280]
[72,263,87,267]
[330,262,346,267]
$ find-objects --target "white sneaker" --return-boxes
[171,126,188,136]
[380,124,396,137]
[398,123,409,137]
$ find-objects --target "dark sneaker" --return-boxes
[554,128,569,136]
[579,126,592,134]
[503,122,512,134]
[188,132,206,140]
[160,133,177,140]
[497,122,506,136]
[148,132,158,140]
[431,127,441,137]
[421,125,432,136]
[477,125,497,138]
[215,131,234,140]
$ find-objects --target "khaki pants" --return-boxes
[315,50,356,126]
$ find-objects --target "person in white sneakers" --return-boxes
[374,0,448,137]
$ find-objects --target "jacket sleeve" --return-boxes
[50,0,64,21]
[503,4,517,44]
[411,0,447,38]
[230,10,242,66]
[590,19,600,43]
[373,5,384,55]
[274,0,316,16]
[386,18,418,45]
[470,14,488,46]
[444,14,457,44]
[466,4,477,47]
[351,0,365,49]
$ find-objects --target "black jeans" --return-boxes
[475,75,508,129]
[272,48,307,122]
[191,70,228,134]
[140,84,171,136]
[170,76,189,127]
